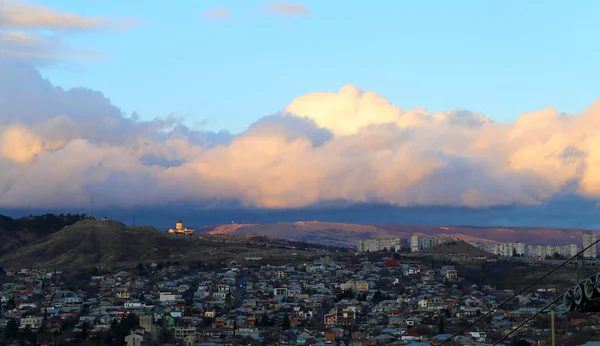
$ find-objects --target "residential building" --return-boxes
[582,231,597,258]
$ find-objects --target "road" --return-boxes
[234,273,248,309]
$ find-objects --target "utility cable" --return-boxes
[440,234,600,345]
[491,294,564,345]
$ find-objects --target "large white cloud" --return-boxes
[1,59,599,210]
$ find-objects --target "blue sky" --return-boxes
[35,0,600,133]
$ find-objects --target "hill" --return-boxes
[205,222,587,247]
[0,219,326,270]
[0,213,89,255]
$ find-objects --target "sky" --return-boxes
[1,0,600,228]
[9,0,600,133]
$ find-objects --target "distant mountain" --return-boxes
[206,222,400,247]
[0,213,89,255]
[375,225,585,245]
[204,222,586,246]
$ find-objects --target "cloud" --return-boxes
[0,1,136,63]
[201,7,231,21]
[0,31,104,62]
[0,0,134,31]
[2,60,600,211]
[261,2,310,16]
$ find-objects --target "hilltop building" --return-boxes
[168,219,194,235]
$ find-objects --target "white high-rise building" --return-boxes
[408,235,452,252]
[582,231,597,258]
[356,238,409,253]
[410,235,420,252]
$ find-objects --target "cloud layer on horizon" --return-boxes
[1,59,600,210]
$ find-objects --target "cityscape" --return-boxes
[2,0,600,345]
[1,217,599,345]
[358,231,599,260]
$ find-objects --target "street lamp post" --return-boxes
[576,259,585,284]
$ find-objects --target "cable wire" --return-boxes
[440,234,600,345]
[492,294,564,345]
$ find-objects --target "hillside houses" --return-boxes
[0,253,592,345]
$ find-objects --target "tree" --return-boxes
[511,339,531,346]
[157,262,164,271]
[138,292,145,302]
[260,313,270,326]
[79,304,90,317]
[3,319,19,341]
[136,263,144,275]
[372,290,384,304]
[114,314,140,346]
[512,248,518,257]
[7,297,16,310]
[80,321,90,341]
[336,290,355,302]
[19,326,37,345]
[282,313,291,331]
[438,315,445,334]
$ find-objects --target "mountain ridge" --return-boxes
[205,221,588,246]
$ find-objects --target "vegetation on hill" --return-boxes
[419,240,492,258]
[0,213,90,255]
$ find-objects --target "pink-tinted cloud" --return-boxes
[261,2,310,16]
[2,60,600,210]
[0,1,137,63]
[0,31,104,61]
[201,7,231,21]
[0,0,135,31]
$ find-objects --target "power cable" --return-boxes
[440,234,600,345]
[492,294,564,345]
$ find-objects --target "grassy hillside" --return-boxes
[0,219,327,270]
